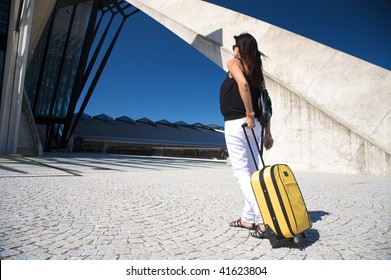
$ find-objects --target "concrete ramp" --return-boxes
[126,0,391,175]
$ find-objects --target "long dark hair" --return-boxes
[234,33,266,88]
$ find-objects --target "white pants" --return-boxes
[225,117,263,225]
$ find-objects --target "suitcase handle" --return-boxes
[241,123,266,169]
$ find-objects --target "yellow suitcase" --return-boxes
[251,164,312,246]
[242,125,312,247]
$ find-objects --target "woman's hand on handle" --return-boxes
[244,116,255,129]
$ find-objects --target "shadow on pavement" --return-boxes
[309,210,329,223]
[265,210,328,249]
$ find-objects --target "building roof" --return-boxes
[71,113,226,149]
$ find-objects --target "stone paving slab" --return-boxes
[0,153,390,260]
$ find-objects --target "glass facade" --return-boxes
[0,0,11,108]
[24,0,94,149]
[55,2,93,118]
[32,2,92,118]
[23,0,137,151]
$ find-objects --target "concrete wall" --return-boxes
[126,0,391,175]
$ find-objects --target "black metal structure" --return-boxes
[24,0,139,151]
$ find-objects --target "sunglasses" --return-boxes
[232,44,238,51]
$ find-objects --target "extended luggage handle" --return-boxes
[241,123,266,169]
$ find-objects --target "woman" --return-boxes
[220,33,273,239]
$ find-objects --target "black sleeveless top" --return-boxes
[219,59,260,121]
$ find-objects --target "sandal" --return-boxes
[250,224,266,239]
[229,219,256,230]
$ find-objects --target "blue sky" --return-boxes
[83,0,391,127]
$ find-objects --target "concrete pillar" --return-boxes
[126,0,391,175]
[0,0,34,155]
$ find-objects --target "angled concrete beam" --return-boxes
[126,0,391,174]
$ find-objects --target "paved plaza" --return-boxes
[0,153,390,260]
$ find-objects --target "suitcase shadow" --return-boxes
[298,228,320,249]
[297,210,329,249]
[309,210,329,223]
[271,210,328,249]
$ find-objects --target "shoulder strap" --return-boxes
[237,58,247,75]
[238,58,267,91]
